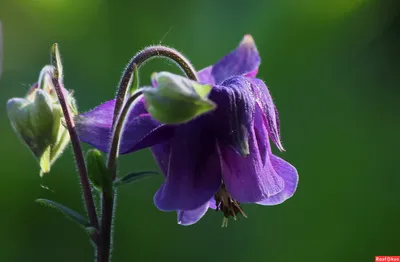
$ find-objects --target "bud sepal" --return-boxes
[142,72,216,124]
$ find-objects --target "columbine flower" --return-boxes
[75,35,298,226]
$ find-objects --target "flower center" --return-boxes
[214,183,247,227]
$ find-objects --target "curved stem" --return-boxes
[97,91,143,262]
[108,90,143,175]
[111,46,198,175]
[51,76,99,231]
[98,45,198,262]
[112,45,198,130]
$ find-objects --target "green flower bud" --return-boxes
[7,65,75,175]
[142,72,216,124]
[86,149,112,195]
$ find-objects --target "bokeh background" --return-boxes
[0,0,399,261]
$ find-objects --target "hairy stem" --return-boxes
[96,91,142,262]
[98,45,198,262]
[112,45,199,130]
[110,45,199,178]
[97,193,114,262]
[107,91,143,177]
[51,76,99,232]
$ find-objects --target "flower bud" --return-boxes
[7,66,75,175]
[86,149,112,195]
[142,72,216,124]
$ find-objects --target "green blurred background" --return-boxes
[0,0,399,261]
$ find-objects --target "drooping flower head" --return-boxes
[75,35,298,226]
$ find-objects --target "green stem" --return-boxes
[107,91,143,178]
[97,45,199,262]
[112,45,199,131]
[96,91,142,262]
[51,75,99,234]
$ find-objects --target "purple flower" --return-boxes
[75,35,298,226]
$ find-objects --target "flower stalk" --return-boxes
[50,44,99,234]
[113,45,199,131]
[97,46,199,262]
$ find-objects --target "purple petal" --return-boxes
[74,100,115,152]
[152,144,214,225]
[254,105,269,166]
[75,99,174,154]
[250,78,284,151]
[208,198,217,210]
[211,35,261,84]
[209,76,256,156]
[244,67,259,78]
[177,201,210,226]
[220,106,285,203]
[122,114,174,153]
[257,154,298,206]
[150,142,171,175]
[153,121,222,211]
[197,66,215,85]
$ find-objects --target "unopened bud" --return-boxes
[7,65,75,175]
[143,72,216,124]
[86,149,112,195]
